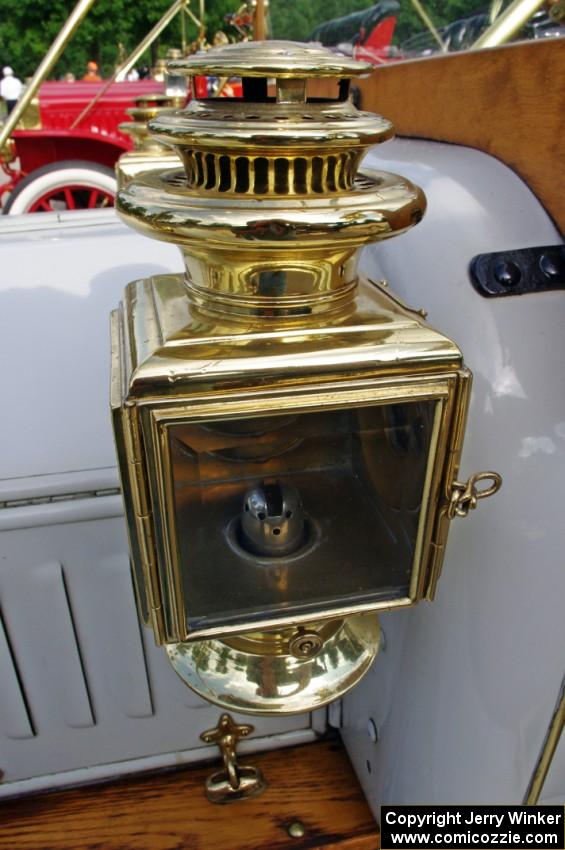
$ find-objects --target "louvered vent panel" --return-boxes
[0,562,95,731]
[0,612,35,740]
[0,508,314,788]
[62,553,154,720]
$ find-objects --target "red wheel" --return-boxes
[28,184,114,212]
[3,161,117,215]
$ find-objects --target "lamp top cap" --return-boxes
[166,40,373,79]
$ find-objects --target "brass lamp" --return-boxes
[117,93,184,188]
[111,41,501,716]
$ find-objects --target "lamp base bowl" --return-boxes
[165,614,380,716]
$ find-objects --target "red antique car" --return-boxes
[1,79,169,214]
[0,72,240,214]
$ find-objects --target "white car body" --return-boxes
[0,139,563,807]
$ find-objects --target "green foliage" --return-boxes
[392,0,484,42]
[269,0,373,42]
[0,0,240,80]
[0,0,485,81]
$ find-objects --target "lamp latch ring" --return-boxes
[448,471,502,520]
[200,713,267,804]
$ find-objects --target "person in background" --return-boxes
[1,66,23,114]
[82,61,101,82]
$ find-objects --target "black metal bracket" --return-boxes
[469,244,565,298]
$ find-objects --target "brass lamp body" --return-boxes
[111,41,498,715]
[116,93,183,188]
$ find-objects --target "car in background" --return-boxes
[1,78,167,214]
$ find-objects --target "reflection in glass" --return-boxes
[168,401,435,631]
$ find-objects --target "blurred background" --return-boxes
[0,0,546,81]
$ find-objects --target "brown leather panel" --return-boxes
[357,40,565,234]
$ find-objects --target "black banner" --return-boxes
[380,805,564,849]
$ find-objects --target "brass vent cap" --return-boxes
[146,41,392,198]
[167,39,373,79]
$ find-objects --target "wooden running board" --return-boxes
[0,739,380,850]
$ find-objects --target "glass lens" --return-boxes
[167,400,436,630]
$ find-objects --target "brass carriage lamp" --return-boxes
[117,93,184,188]
[110,41,501,716]
[164,48,189,98]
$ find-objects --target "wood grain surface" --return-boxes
[0,739,380,850]
[357,39,565,234]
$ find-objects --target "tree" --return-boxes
[0,0,237,81]
[0,0,494,82]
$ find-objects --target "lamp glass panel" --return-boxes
[167,400,436,631]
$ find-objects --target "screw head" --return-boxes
[289,632,323,659]
[540,252,565,282]
[493,260,521,288]
[288,821,306,838]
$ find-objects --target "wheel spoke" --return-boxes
[63,188,76,209]
[12,174,115,214]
